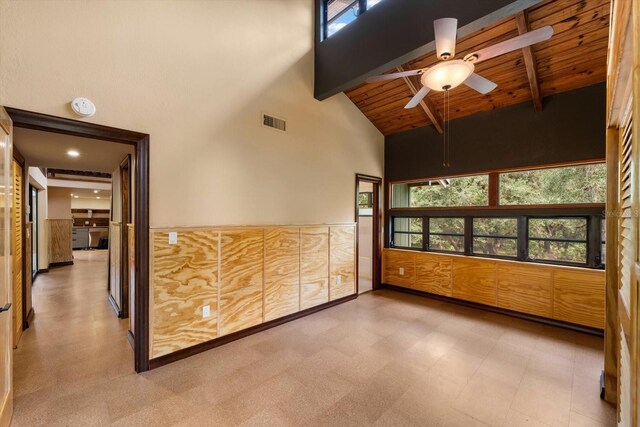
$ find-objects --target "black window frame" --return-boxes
[389,213,604,269]
[390,216,423,250]
[321,0,369,40]
[526,216,590,268]
[427,217,465,254]
[470,216,519,260]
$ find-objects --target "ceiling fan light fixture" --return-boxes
[421,60,474,91]
[434,18,458,60]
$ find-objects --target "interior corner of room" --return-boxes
[0,0,637,425]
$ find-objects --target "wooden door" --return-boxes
[11,159,22,347]
[0,108,14,425]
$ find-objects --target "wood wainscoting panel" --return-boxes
[329,225,356,300]
[47,219,73,264]
[553,269,605,329]
[383,249,416,288]
[264,227,300,321]
[151,230,219,358]
[219,229,264,336]
[300,226,329,310]
[452,257,498,306]
[497,264,553,318]
[415,252,452,296]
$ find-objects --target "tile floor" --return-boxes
[12,251,615,426]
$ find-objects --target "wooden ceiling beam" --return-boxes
[515,11,543,112]
[396,65,444,133]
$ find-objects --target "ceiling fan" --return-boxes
[365,17,554,109]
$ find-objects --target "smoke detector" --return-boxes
[71,97,96,117]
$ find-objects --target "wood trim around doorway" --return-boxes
[4,107,151,373]
[355,174,383,293]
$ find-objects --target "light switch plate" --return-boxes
[399,267,405,275]
[168,232,178,245]
[202,305,210,318]
[336,275,342,285]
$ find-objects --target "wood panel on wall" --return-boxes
[553,269,606,329]
[47,219,72,264]
[149,224,356,360]
[219,229,264,336]
[452,257,498,306]
[383,249,605,329]
[383,249,416,288]
[264,227,300,321]
[497,264,553,318]
[300,226,329,310]
[151,230,218,358]
[415,252,452,296]
[329,225,356,300]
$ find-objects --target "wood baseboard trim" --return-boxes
[108,294,122,318]
[149,293,358,370]
[48,262,73,268]
[381,284,604,337]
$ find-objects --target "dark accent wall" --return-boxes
[314,0,530,100]
[385,83,606,182]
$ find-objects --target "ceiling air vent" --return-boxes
[262,113,286,132]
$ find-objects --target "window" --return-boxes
[499,163,606,205]
[323,0,387,39]
[429,218,464,253]
[358,192,372,209]
[391,175,489,208]
[326,0,359,37]
[392,217,422,249]
[472,218,517,258]
[528,218,588,264]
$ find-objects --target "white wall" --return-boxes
[47,187,71,220]
[28,167,48,271]
[0,1,384,228]
[71,198,111,211]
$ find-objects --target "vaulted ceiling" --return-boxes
[345,0,609,136]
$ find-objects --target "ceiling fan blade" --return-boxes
[465,26,553,64]
[405,86,431,109]
[464,73,497,94]
[434,18,458,59]
[366,69,422,83]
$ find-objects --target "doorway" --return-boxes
[355,174,382,294]
[4,107,150,375]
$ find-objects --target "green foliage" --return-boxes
[500,163,606,205]
[409,175,488,208]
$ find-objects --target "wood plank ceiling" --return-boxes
[344,0,610,136]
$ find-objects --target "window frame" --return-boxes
[391,216,424,250]
[322,0,369,40]
[470,216,519,260]
[427,217,465,254]
[525,215,590,267]
[388,160,606,212]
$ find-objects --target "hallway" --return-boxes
[12,250,133,426]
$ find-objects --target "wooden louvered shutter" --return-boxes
[12,159,22,347]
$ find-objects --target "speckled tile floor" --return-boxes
[11,251,615,426]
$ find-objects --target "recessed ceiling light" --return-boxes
[96,196,101,199]
[73,195,79,198]
[67,150,80,157]
[70,193,74,196]
[93,190,99,194]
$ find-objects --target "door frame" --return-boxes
[355,174,382,293]
[4,107,151,373]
